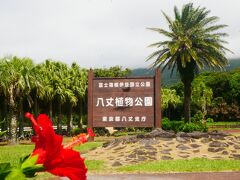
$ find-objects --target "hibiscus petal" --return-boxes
[26,113,88,180]
[47,149,87,180]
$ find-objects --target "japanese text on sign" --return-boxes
[98,81,151,88]
[96,97,153,107]
[102,116,146,122]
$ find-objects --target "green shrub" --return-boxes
[112,127,152,137]
[162,117,208,132]
[206,118,214,123]
[162,118,184,132]
[162,117,172,130]
[192,111,203,122]
[179,122,208,132]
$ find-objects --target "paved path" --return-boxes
[88,172,240,180]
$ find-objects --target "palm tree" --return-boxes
[53,62,75,134]
[67,63,87,133]
[38,60,77,134]
[147,3,230,122]
[37,60,56,120]
[0,56,35,144]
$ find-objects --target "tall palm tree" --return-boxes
[53,62,76,134]
[0,56,35,144]
[67,63,87,133]
[147,3,230,122]
[37,60,77,134]
[37,60,56,120]
[0,60,8,132]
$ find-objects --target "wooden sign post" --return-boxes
[88,68,161,131]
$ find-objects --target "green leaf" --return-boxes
[0,131,7,137]
[188,49,198,61]
[20,155,44,177]
[180,53,186,68]
[0,163,12,179]
[6,169,26,180]
[169,43,179,55]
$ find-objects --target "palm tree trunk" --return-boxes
[49,101,53,120]
[57,103,62,134]
[2,97,8,131]
[78,98,83,128]
[67,104,73,136]
[34,94,38,116]
[19,97,24,137]
[8,85,18,144]
[183,80,192,123]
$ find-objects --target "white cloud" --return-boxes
[0,0,239,68]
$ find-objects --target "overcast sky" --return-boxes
[0,0,239,68]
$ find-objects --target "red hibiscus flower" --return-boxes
[25,112,95,180]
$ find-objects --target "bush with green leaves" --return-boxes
[179,122,208,132]
[192,111,204,123]
[162,118,184,132]
[206,118,214,123]
[162,117,208,132]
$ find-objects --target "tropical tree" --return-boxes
[37,60,56,120]
[54,62,77,134]
[0,56,35,144]
[161,88,181,110]
[161,88,181,119]
[67,63,88,133]
[147,3,230,122]
[192,80,213,120]
[37,60,76,134]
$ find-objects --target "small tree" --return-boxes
[192,81,213,121]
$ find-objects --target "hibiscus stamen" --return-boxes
[25,112,42,131]
[64,134,88,149]
[64,128,95,149]
[25,112,38,127]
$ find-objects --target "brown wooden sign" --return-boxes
[88,68,161,128]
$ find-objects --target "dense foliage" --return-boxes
[162,118,208,133]
[164,69,240,123]
[0,56,131,142]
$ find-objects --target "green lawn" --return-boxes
[117,158,240,172]
[0,142,104,179]
[1,140,240,179]
[74,141,103,154]
[0,142,103,167]
[207,122,240,126]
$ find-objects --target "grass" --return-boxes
[0,141,104,179]
[112,131,146,137]
[209,127,240,131]
[0,142,103,167]
[117,158,240,173]
[207,122,240,126]
[1,143,240,177]
[74,142,103,153]
[85,160,105,171]
[0,144,33,166]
